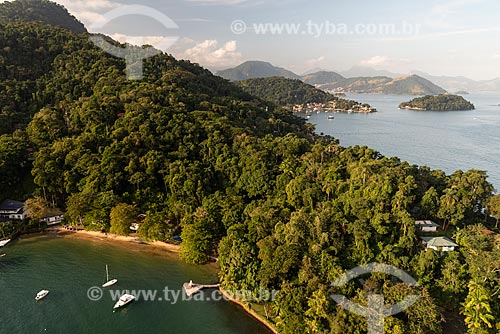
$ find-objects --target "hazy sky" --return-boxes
[6,0,500,79]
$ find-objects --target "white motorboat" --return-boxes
[0,239,11,247]
[113,294,135,310]
[35,290,49,301]
[102,265,118,288]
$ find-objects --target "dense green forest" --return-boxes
[0,2,499,333]
[399,94,475,111]
[0,0,86,33]
[237,77,335,106]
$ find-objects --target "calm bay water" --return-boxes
[0,236,271,334]
[311,93,500,190]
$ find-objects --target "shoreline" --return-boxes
[19,226,278,333]
[219,288,278,334]
[41,226,181,253]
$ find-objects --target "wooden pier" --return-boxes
[183,281,220,297]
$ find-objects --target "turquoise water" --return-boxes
[0,236,271,334]
[311,93,500,190]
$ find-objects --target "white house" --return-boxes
[0,199,27,220]
[415,220,440,232]
[420,236,458,252]
[41,214,64,226]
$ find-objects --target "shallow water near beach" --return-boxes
[0,236,271,334]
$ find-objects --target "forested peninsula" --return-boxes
[1,1,499,333]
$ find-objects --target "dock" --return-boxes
[183,281,220,297]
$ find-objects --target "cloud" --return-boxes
[427,0,484,28]
[108,33,179,51]
[52,0,122,25]
[304,56,326,68]
[360,56,389,67]
[179,40,242,69]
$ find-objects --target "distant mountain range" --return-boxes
[216,61,300,81]
[410,71,500,93]
[307,72,446,95]
[339,66,401,79]
[218,62,446,95]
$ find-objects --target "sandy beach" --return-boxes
[41,226,181,257]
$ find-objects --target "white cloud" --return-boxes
[53,0,122,25]
[360,56,389,67]
[304,56,326,68]
[427,0,484,29]
[108,33,179,51]
[177,39,242,69]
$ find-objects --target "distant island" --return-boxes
[399,94,475,111]
[237,77,376,113]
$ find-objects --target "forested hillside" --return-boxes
[237,77,335,105]
[0,0,86,33]
[0,2,499,333]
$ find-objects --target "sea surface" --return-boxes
[0,236,271,334]
[310,93,500,190]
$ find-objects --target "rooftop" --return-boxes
[415,220,440,227]
[421,236,458,248]
[0,199,24,211]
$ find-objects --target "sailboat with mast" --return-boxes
[102,265,118,288]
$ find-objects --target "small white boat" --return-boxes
[102,265,118,288]
[35,290,49,301]
[113,294,135,310]
[0,253,6,257]
[0,239,11,247]
[327,115,335,120]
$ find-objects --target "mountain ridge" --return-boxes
[217,60,300,81]
[219,61,447,95]
[0,0,86,34]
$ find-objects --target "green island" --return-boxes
[399,94,475,111]
[237,77,375,113]
[1,1,500,334]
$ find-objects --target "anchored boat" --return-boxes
[113,294,135,310]
[35,290,49,301]
[102,265,118,288]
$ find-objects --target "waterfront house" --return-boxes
[420,236,458,252]
[415,220,439,232]
[40,208,64,226]
[0,199,27,220]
